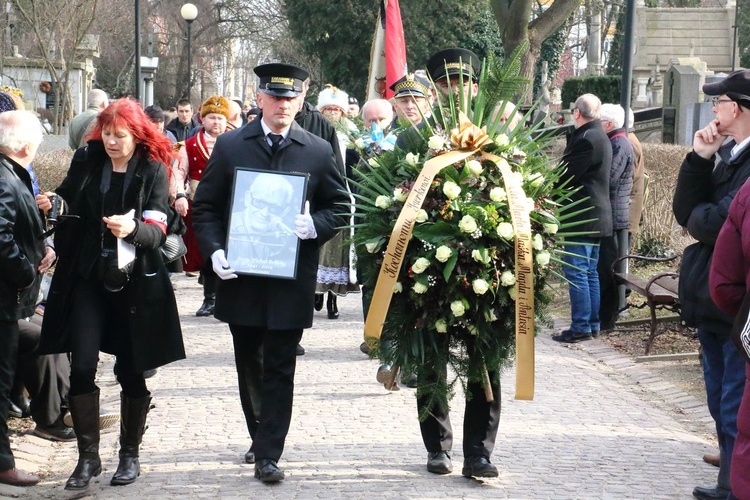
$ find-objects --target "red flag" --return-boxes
[366,0,407,100]
[384,0,406,99]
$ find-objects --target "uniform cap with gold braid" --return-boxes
[200,95,230,119]
[426,48,481,83]
[254,63,309,98]
[390,73,431,98]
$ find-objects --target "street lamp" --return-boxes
[181,3,198,99]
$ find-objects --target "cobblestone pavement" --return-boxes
[4,274,719,499]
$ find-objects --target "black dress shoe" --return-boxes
[692,485,731,500]
[195,296,215,317]
[32,422,76,442]
[10,395,31,419]
[426,451,452,474]
[401,372,418,388]
[254,458,284,483]
[296,344,305,356]
[462,455,498,478]
[314,294,324,311]
[244,449,255,464]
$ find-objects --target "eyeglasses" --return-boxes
[711,97,734,107]
[250,195,285,216]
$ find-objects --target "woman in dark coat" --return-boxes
[37,99,185,492]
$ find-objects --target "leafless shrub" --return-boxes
[34,149,73,193]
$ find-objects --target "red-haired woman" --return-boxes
[36,98,185,492]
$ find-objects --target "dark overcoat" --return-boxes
[39,141,185,372]
[191,119,349,330]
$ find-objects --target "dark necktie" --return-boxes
[268,133,283,155]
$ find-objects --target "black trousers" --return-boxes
[597,231,623,329]
[229,325,303,462]
[417,337,501,458]
[16,316,70,427]
[0,320,19,471]
[68,278,147,398]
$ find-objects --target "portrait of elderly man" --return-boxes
[227,171,300,275]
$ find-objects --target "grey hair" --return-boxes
[87,89,108,108]
[0,110,43,153]
[600,103,625,129]
[575,93,601,120]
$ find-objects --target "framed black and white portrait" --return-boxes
[226,168,308,279]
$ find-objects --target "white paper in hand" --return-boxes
[117,209,137,269]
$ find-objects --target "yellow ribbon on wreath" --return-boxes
[363,113,535,400]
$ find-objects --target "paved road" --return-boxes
[5,274,717,499]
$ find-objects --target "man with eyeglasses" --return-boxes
[673,69,750,500]
[191,62,349,483]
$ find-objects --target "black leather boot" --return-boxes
[110,393,152,486]
[314,293,324,311]
[65,390,102,491]
[195,293,216,317]
[327,292,339,319]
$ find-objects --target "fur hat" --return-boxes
[200,95,230,119]
[316,85,349,113]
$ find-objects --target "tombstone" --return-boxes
[663,64,701,145]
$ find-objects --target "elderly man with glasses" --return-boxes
[673,69,750,500]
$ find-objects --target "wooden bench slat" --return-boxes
[615,273,679,304]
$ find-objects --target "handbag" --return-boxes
[161,233,187,264]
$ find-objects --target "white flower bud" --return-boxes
[458,215,478,233]
[405,152,419,166]
[472,279,490,295]
[532,233,544,251]
[428,135,445,150]
[496,222,514,240]
[501,270,516,287]
[443,181,461,200]
[467,159,483,176]
[489,186,507,203]
[375,195,391,209]
[415,209,429,223]
[544,223,559,234]
[413,282,428,294]
[435,245,453,263]
[393,282,403,293]
[393,187,408,202]
[435,318,448,333]
[535,250,551,268]
[450,300,465,317]
[412,257,430,274]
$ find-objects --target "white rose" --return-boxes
[368,157,379,168]
[413,282,428,294]
[412,257,430,274]
[471,249,484,263]
[415,209,429,223]
[535,250,551,268]
[495,133,509,147]
[375,195,391,209]
[544,223,559,234]
[528,172,545,188]
[443,181,461,200]
[393,187,408,202]
[508,285,517,301]
[405,152,419,166]
[467,159,483,176]
[458,215,478,233]
[435,245,452,263]
[428,135,445,150]
[472,279,490,295]
[501,270,516,287]
[532,233,544,251]
[393,282,403,293]
[496,222,514,240]
[489,186,507,203]
[484,309,498,322]
[435,319,448,333]
[450,300,465,317]
[355,138,365,149]
[365,242,378,253]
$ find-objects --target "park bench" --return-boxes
[612,254,681,355]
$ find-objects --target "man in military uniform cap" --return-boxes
[391,48,501,479]
[192,62,349,483]
[390,72,432,127]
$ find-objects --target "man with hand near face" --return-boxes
[191,63,349,484]
[673,70,750,500]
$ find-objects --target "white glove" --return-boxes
[294,201,317,240]
[211,249,238,280]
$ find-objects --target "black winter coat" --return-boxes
[39,142,185,372]
[557,120,613,237]
[191,119,349,329]
[166,117,200,142]
[0,154,45,321]
[607,128,634,231]
[673,143,750,333]
[295,101,345,175]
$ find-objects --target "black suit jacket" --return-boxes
[192,118,349,329]
[557,120,613,237]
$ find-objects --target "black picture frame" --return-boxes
[225,168,308,279]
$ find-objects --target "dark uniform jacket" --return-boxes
[191,119,349,330]
[673,143,750,333]
[0,153,45,321]
[39,141,185,372]
[557,120,613,237]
